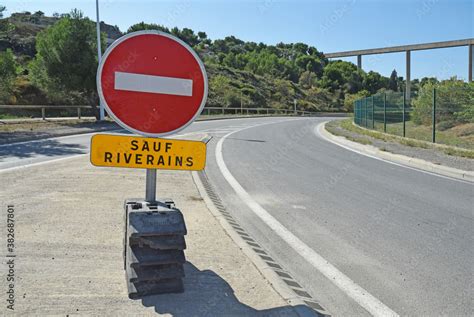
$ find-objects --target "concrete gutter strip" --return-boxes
[192,171,318,317]
[321,121,474,183]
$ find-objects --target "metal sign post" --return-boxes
[145,169,157,203]
[95,0,104,121]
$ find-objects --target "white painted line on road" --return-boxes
[0,154,88,174]
[115,71,193,96]
[0,129,123,148]
[315,122,473,185]
[215,121,399,317]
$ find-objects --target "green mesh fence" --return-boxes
[353,87,474,150]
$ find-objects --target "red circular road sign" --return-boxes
[97,30,208,137]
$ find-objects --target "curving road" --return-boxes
[1,116,472,316]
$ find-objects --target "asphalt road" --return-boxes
[1,116,472,316]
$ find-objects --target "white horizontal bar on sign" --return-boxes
[114,71,193,96]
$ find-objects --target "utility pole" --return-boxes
[293,99,297,115]
[96,0,104,121]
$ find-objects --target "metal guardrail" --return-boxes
[202,107,315,116]
[0,105,91,120]
[0,105,319,119]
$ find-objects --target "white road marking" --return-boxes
[315,122,472,185]
[0,129,123,148]
[115,71,193,96]
[292,205,307,210]
[215,120,399,317]
[0,154,88,174]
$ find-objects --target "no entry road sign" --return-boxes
[97,30,208,137]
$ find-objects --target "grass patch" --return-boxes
[0,114,28,119]
[330,119,474,159]
[363,120,473,150]
[398,138,430,149]
[442,147,474,159]
[0,119,100,133]
[325,120,373,145]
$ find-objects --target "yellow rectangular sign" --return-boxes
[90,134,206,171]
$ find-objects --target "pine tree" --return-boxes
[388,69,398,91]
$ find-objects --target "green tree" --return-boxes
[127,22,169,34]
[343,90,370,112]
[364,71,388,94]
[319,60,361,92]
[388,69,398,91]
[298,70,317,89]
[306,87,333,110]
[29,9,104,116]
[0,5,13,32]
[0,48,17,102]
[420,77,439,87]
[208,75,240,107]
[412,78,473,127]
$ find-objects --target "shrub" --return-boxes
[412,78,473,126]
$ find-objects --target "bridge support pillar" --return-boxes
[469,44,473,82]
[357,55,362,69]
[406,50,411,103]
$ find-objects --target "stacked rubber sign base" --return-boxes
[124,198,186,298]
[91,30,208,298]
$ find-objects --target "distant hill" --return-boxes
[0,11,121,61]
[0,10,400,112]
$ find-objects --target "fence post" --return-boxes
[402,91,406,137]
[371,96,375,129]
[77,107,81,119]
[357,101,359,124]
[357,101,360,125]
[358,101,360,125]
[383,93,387,132]
[353,101,356,124]
[41,107,45,120]
[364,98,368,127]
[432,88,436,143]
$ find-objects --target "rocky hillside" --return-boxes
[0,11,121,62]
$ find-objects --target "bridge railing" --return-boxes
[353,87,473,150]
[0,105,320,120]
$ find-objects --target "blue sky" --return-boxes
[3,0,473,80]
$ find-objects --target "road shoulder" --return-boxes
[320,121,473,182]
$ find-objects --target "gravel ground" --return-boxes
[0,151,297,316]
[327,120,474,171]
